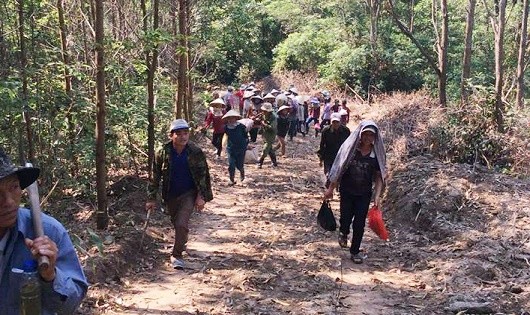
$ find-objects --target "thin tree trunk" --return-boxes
[461,0,476,104]
[186,0,193,120]
[95,0,108,229]
[438,0,448,106]
[493,0,507,132]
[177,0,188,120]
[516,0,529,108]
[18,0,35,164]
[57,0,78,175]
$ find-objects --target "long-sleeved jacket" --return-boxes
[147,141,213,203]
[317,125,351,165]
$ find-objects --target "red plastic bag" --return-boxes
[367,206,389,241]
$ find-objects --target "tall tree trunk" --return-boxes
[186,1,193,120]
[177,0,188,120]
[437,0,449,106]
[142,0,159,178]
[171,1,180,118]
[491,0,507,132]
[516,0,529,108]
[18,0,35,164]
[95,0,108,229]
[461,0,476,104]
[367,0,381,104]
[57,0,78,175]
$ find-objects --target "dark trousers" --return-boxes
[249,127,259,142]
[288,118,298,139]
[212,132,224,156]
[228,150,245,180]
[166,190,197,258]
[339,191,372,255]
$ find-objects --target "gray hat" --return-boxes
[169,119,190,132]
[227,86,234,91]
[261,102,274,112]
[0,148,40,189]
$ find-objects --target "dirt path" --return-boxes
[87,133,427,315]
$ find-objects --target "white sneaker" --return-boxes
[171,257,185,270]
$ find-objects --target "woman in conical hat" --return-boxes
[222,110,248,185]
[202,98,226,158]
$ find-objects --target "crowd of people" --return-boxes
[147,82,387,270]
[0,83,385,313]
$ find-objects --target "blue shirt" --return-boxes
[225,123,248,155]
[0,208,88,314]
[169,146,196,197]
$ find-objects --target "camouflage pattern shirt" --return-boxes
[147,141,213,204]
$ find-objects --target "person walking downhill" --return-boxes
[222,110,249,185]
[323,120,386,264]
[202,98,226,159]
[275,105,291,157]
[341,99,351,124]
[146,119,213,270]
[0,148,88,314]
[256,102,278,168]
[317,113,351,186]
[287,94,299,141]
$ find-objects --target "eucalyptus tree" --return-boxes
[95,0,108,229]
[516,0,529,108]
[461,0,476,104]
[387,0,449,106]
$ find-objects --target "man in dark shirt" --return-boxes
[146,119,213,270]
[317,113,351,185]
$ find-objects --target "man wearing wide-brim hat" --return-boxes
[257,103,278,168]
[0,148,88,314]
[274,105,291,156]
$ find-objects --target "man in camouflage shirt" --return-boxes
[146,119,213,269]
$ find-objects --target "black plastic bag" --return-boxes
[317,200,336,231]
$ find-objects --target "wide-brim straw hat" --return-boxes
[222,109,242,120]
[288,87,299,95]
[260,102,274,112]
[0,148,40,189]
[270,89,281,95]
[243,90,255,99]
[278,105,291,113]
[263,93,276,101]
[210,98,226,107]
[251,95,263,101]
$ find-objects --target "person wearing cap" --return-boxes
[146,119,213,269]
[256,102,278,168]
[306,97,321,137]
[202,98,226,159]
[222,110,249,185]
[274,105,291,156]
[317,113,351,185]
[323,120,386,264]
[0,148,88,314]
